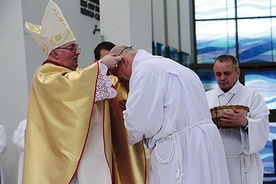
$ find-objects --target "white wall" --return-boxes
[100,0,152,52]
[0,1,28,184]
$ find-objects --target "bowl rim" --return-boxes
[210,105,249,112]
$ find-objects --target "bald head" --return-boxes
[110,46,137,57]
[108,46,137,83]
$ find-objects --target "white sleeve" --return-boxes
[0,124,7,154]
[95,61,117,101]
[241,91,270,154]
[11,119,27,153]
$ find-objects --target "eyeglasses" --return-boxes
[56,45,81,54]
[117,46,133,56]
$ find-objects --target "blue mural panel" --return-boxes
[237,0,272,17]
[195,0,276,64]
[197,68,217,91]
[196,20,236,64]
[195,0,235,19]
[245,71,276,110]
[260,123,276,175]
[238,19,274,63]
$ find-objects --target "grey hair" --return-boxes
[214,54,239,70]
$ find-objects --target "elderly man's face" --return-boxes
[54,41,80,71]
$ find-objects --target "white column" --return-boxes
[100,0,152,53]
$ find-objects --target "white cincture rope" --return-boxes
[175,133,183,183]
[155,119,210,183]
[226,153,255,184]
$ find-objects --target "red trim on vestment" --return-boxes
[68,64,98,183]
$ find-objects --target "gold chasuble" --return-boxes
[110,77,148,184]
[23,62,112,184]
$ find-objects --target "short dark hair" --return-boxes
[94,41,115,60]
[214,54,239,70]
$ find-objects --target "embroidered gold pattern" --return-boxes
[49,5,74,46]
[26,23,41,32]
[41,44,48,55]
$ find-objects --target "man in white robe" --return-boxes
[107,46,230,184]
[205,54,270,184]
[12,119,27,184]
[0,124,7,184]
[93,41,149,184]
